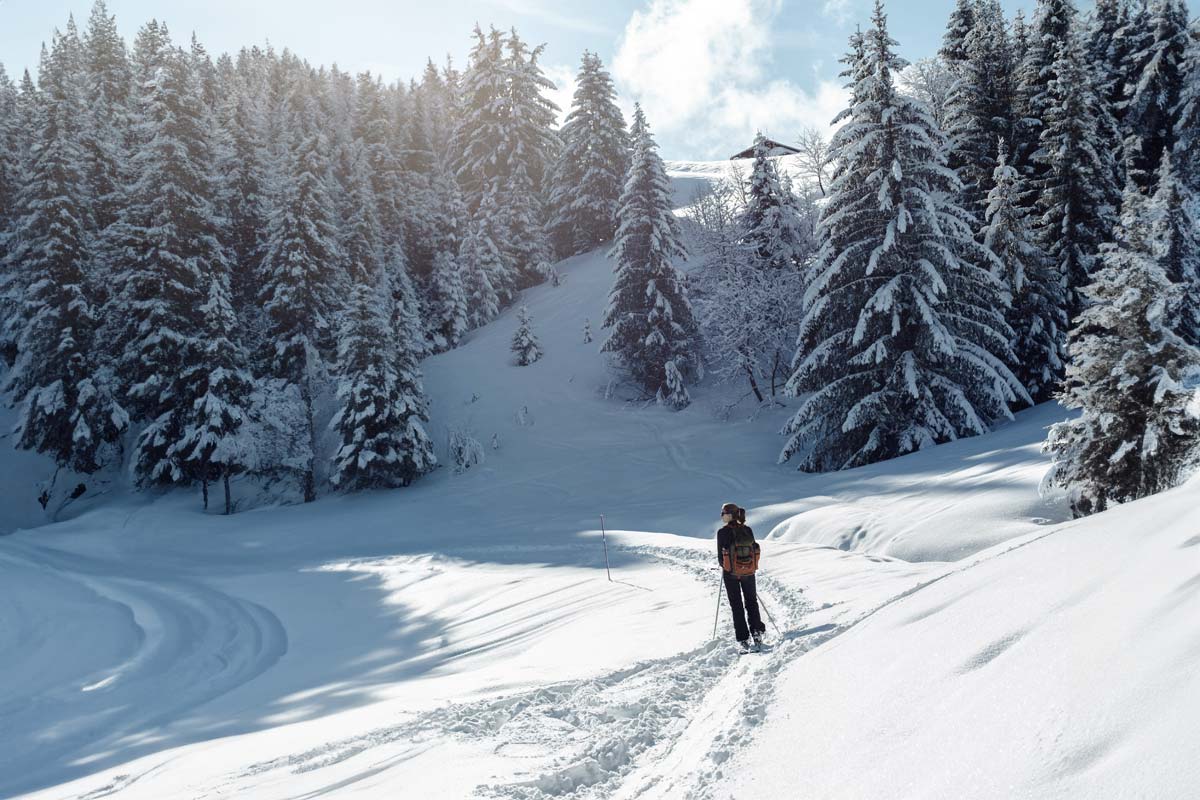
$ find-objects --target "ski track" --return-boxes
[0,541,288,799]
[201,545,808,800]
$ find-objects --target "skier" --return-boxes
[717,502,765,652]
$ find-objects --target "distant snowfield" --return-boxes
[2,163,1197,799]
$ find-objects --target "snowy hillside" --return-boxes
[2,163,1197,800]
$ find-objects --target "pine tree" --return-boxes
[497,30,559,289]
[459,219,501,329]
[3,32,127,473]
[473,185,517,305]
[453,26,508,211]
[417,159,470,351]
[583,317,592,343]
[982,142,1066,402]
[176,277,254,513]
[780,2,1026,472]
[109,45,228,486]
[944,0,1016,215]
[0,65,21,247]
[428,249,469,352]
[1043,183,1200,517]
[1033,27,1121,321]
[1173,20,1200,194]
[546,51,629,259]
[0,70,38,366]
[258,91,342,502]
[80,0,131,235]
[213,63,269,319]
[330,276,437,490]
[511,305,542,365]
[329,151,436,491]
[1122,0,1189,192]
[741,132,811,272]
[454,27,559,291]
[1149,154,1200,346]
[601,104,699,408]
[940,0,977,72]
[1011,0,1078,196]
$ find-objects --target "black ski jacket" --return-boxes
[717,524,754,570]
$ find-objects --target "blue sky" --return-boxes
[1,0,1196,159]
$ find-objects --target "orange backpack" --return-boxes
[722,525,760,577]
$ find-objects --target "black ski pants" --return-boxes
[723,571,765,642]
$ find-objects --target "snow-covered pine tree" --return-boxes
[1086,0,1127,117]
[601,104,699,408]
[1033,26,1121,321]
[473,184,517,306]
[583,317,592,344]
[944,0,1015,215]
[0,70,38,367]
[80,0,130,236]
[175,276,254,513]
[1173,20,1200,195]
[1122,0,1189,192]
[982,142,1066,402]
[427,249,468,352]
[459,218,501,329]
[546,51,629,259]
[1010,0,1077,202]
[498,30,559,289]
[780,2,1026,472]
[510,305,542,365]
[109,43,229,487]
[1078,0,1129,195]
[259,89,342,502]
[3,31,127,474]
[940,0,976,73]
[212,60,270,321]
[354,73,409,291]
[741,132,811,272]
[1149,154,1200,346]
[453,25,507,212]
[0,64,18,260]
[397,82,439,286]
[329,149,436,491]
[1043,182,1200,517]
[454,26,558,291]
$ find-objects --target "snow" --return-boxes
[1,164,1197,799]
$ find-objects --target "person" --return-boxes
[717,502,765,651]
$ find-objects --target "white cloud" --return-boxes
[821,0,857,25]
[612,0,848,159]
[542,62,578,127]
[487,0,612,35]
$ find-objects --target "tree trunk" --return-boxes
[302,374,317,503]
[744,364,765,403]
[202,476,209,511]
[223,470,232,515]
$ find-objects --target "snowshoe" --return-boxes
[752,632,764,651]
[737,639,751,655]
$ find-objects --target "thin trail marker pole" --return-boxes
[599,514,612,582]
[712,577,724,639]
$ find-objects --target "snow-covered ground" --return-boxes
[2,163,1197,799]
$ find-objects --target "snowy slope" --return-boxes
[1,163,1194,799]
[711,475,1200,800]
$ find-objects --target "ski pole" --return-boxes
[758,591,783,638]
[599,514,612,582]
[712,575,725,639]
